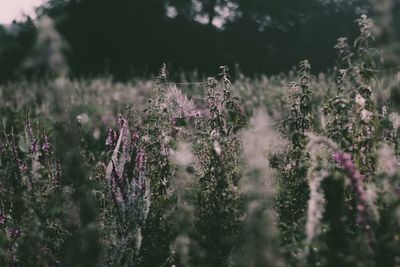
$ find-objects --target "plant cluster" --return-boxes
[0,14,400,267]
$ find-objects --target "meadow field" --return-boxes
[1,14,400,267]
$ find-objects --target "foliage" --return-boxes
[1,13,400,267]
[3,0,399,80]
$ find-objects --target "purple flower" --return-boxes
[0,211,5,225]
[395,187,400,196]
[11,138,18,158]
[117,114,126,129]
[26,122,39,154]
[332,150,351,164]
[130,132,139,151]
[131,132,139,143]
[42,134,50,155]
[113,131,119,146]
[135,151,145,171]
[105,128,114,148]
[30,140,39,154]
[101,113,112,125]
[332,149,369,228]
[120,124,130,159]
[10,228,19,239]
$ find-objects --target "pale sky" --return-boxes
[0,0,46,24]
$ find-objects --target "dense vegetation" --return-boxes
[1,11,400,266]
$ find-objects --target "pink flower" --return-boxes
[0,211,5,225]
[10,228,19,239]
[42,134,50,155]
[117,114,126,129]
[105,128,114,148]
[135,151,145,171]
[332,149,369,228]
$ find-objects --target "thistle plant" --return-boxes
[164,85,198,120]
[143,63,174,196]
[136,64,178,265]
[192,66,247,266]
[329,15,380,178]
[322,95,352,149]
[271,60,315,263]
[323,40,353,149]
[285,59,314,164]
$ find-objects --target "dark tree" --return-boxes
[1,0,397,81]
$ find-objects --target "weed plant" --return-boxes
[0,14,400,267]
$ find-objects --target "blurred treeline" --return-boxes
[0,0,399,81]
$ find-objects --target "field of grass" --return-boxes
[1,15,400,267]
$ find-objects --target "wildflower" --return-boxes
[360,109,373,122]
[332,150,353,170]
[93,127,101,140]
[76,113,89,126]
[130,131,139,151]
[113,130,119,146]
[30,140,40,155]
[10,228,20,239]
[160,144,170,156]
[135,151,145,170]
[332,149,369,227]
[213,141,222,156]
[174,142,194,166]
[142,135,150,143]
[307,134,369,229]
[131,132,139,143]
[389,112,400,129]
[117,114,126,129]
[377,144,398,177]
[26,121,39,154]
[42,134,50,156]
[101,113,112,125]
[0,211,5,225]
[355,94,366,107]
[210,129,220,140]
[165,85,198,119]
[105,128,114,147]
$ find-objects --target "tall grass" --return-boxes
[0,14,400,267]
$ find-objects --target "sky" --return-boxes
[0,0,45,24]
